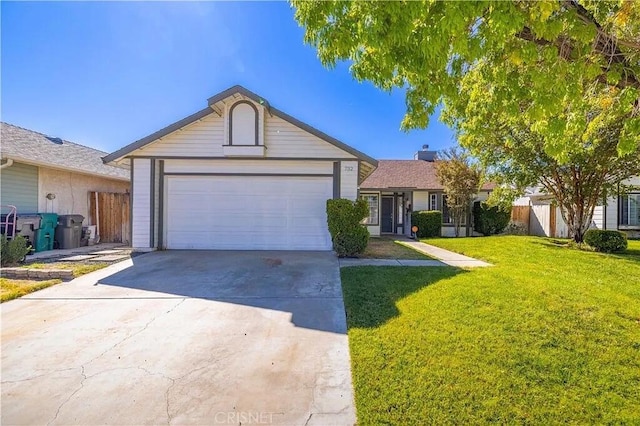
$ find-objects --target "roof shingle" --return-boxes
[1,123,128,180]
[360,159,495,191]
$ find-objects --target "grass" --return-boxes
[0,262,111,303]
[341,236,640,424]
[360,237,432,260]
[0,278,62,302]
[21,262,109,277]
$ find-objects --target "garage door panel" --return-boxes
[166,176,332,250]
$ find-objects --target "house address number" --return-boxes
[343,166,354,172]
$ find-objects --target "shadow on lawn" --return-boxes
[531,238,640,263]
[610,245,640,263]
[340,266,466,329]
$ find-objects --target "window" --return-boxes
[619,193,640,227]
[429,193,437,211]
[442,195,466,225]
[442,195,452,224]
[361,194,379,225]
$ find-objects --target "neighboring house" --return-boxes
[359,146,495,237]
[103,85,377,250]
[514,176,640,239]
[0,122,130,227]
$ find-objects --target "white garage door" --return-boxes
[165,176,333,250]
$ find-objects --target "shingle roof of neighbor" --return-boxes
[360,160,495,191]
[1,122,129,180]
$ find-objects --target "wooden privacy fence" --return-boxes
[511,205,530,233]
[89,192,130,244]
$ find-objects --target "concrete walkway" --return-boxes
[26,242,128,261]
[339,258,447,267]
[339,239,491,268]
[397,240,492,267]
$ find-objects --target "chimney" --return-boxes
[414,144,437,162]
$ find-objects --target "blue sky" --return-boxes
[1,1,456,159]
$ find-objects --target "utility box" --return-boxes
[16,214,41,251]
[35,213,58,252]
[55,214,84,249]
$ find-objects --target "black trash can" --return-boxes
[16,214,42,250]
[55,214,84,249]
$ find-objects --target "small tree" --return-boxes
[435,148,482,237]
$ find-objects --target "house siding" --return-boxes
[130,110,357,161]
[136,113,224,157]
[0,162,38,213]
[264,116,356,159]
[38,167,129,225]
[592,205,604,229]
[132,158,151,248]
[339,161,358,200]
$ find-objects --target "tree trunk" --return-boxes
[558,200,595,243]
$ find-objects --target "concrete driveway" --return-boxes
[1,251,355,425]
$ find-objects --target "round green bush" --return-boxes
[0,235,31,266]
[583,229,627,253]
[473,202,511,236]
[333,226,369,257]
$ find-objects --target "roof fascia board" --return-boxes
[4,155,129,181]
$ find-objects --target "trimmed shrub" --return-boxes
[473,202,511,236]
[326,198,370,257]
[411,211,442,238]
[333,226,369,257]
[584,229,627,253]
[1,235,31,266]
[503,222,527,235]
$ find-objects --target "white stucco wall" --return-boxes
[38,167,129,225]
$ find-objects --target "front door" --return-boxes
[381,197,394,233]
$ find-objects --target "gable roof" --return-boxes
[103,85,378,167]
[360,159,495,191]
[1,122,129,181]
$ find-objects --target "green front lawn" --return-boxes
[341,236,640,424]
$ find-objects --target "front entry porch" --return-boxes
[361,191,412,237]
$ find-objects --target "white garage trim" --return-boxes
[163,175,333,250]
[164,173,333,177]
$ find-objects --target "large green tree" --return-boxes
[445,67,640,242]
[293,0,640,242]
[292,0,640,155]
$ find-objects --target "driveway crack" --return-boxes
[47,366,87,426]
[45,299,185,425]
[87,298,186,366]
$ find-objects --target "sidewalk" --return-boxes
[339,258,447,267]
[25,242,129,261]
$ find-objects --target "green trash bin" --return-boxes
[34,213,58,252]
